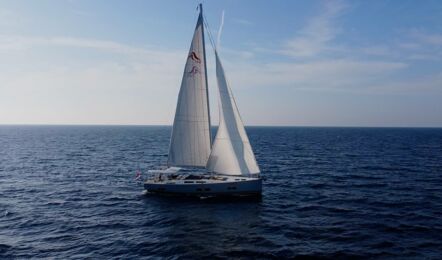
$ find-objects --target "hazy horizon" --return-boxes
[1,0,441,127]
[1,123,441,128]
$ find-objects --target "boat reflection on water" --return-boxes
[140,194,264,257]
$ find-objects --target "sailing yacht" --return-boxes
[144,4,261,197]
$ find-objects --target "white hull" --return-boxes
[144,176,262,197]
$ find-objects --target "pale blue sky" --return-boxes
[1,0,441,126]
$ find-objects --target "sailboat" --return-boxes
[144,4,261,197]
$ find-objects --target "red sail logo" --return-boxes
[189,65,200,76]
[188,51,201,63]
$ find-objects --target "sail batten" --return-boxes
[167,10,211,168]
[206,52,260,176]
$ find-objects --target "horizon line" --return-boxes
[0,123,441,128]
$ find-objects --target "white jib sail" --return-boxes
[168,11,211,168]
[206,52,260,175]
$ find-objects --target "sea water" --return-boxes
[0,126,441,258]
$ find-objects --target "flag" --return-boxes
[135,170,142,181]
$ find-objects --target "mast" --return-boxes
[200,4,212,146]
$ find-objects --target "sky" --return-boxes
[0,0,441,127]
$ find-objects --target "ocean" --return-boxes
[1,125,441,258]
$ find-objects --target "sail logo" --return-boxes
[189,66,200,76]
[188,51,201,63]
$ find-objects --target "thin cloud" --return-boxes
[351,30,442,61]
[359,45,393,57]
[227,59,408,92]
[411,30,442,45]
[399,30,442,61]
[72,9,95,17]
[281,0,347,58]
[0,34,168,56]
[232,18,253,26]
[369,72,442,93]
[398,42,421,50]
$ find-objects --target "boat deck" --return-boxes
[144,173,257,185]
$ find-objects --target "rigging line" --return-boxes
[203,13,217,53]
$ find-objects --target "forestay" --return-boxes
[206,52,260,176]
[168,11,211,168]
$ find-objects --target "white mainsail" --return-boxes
[206,52,260,175]
[168,9,211,168]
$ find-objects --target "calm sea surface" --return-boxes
[0,126,441,259]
